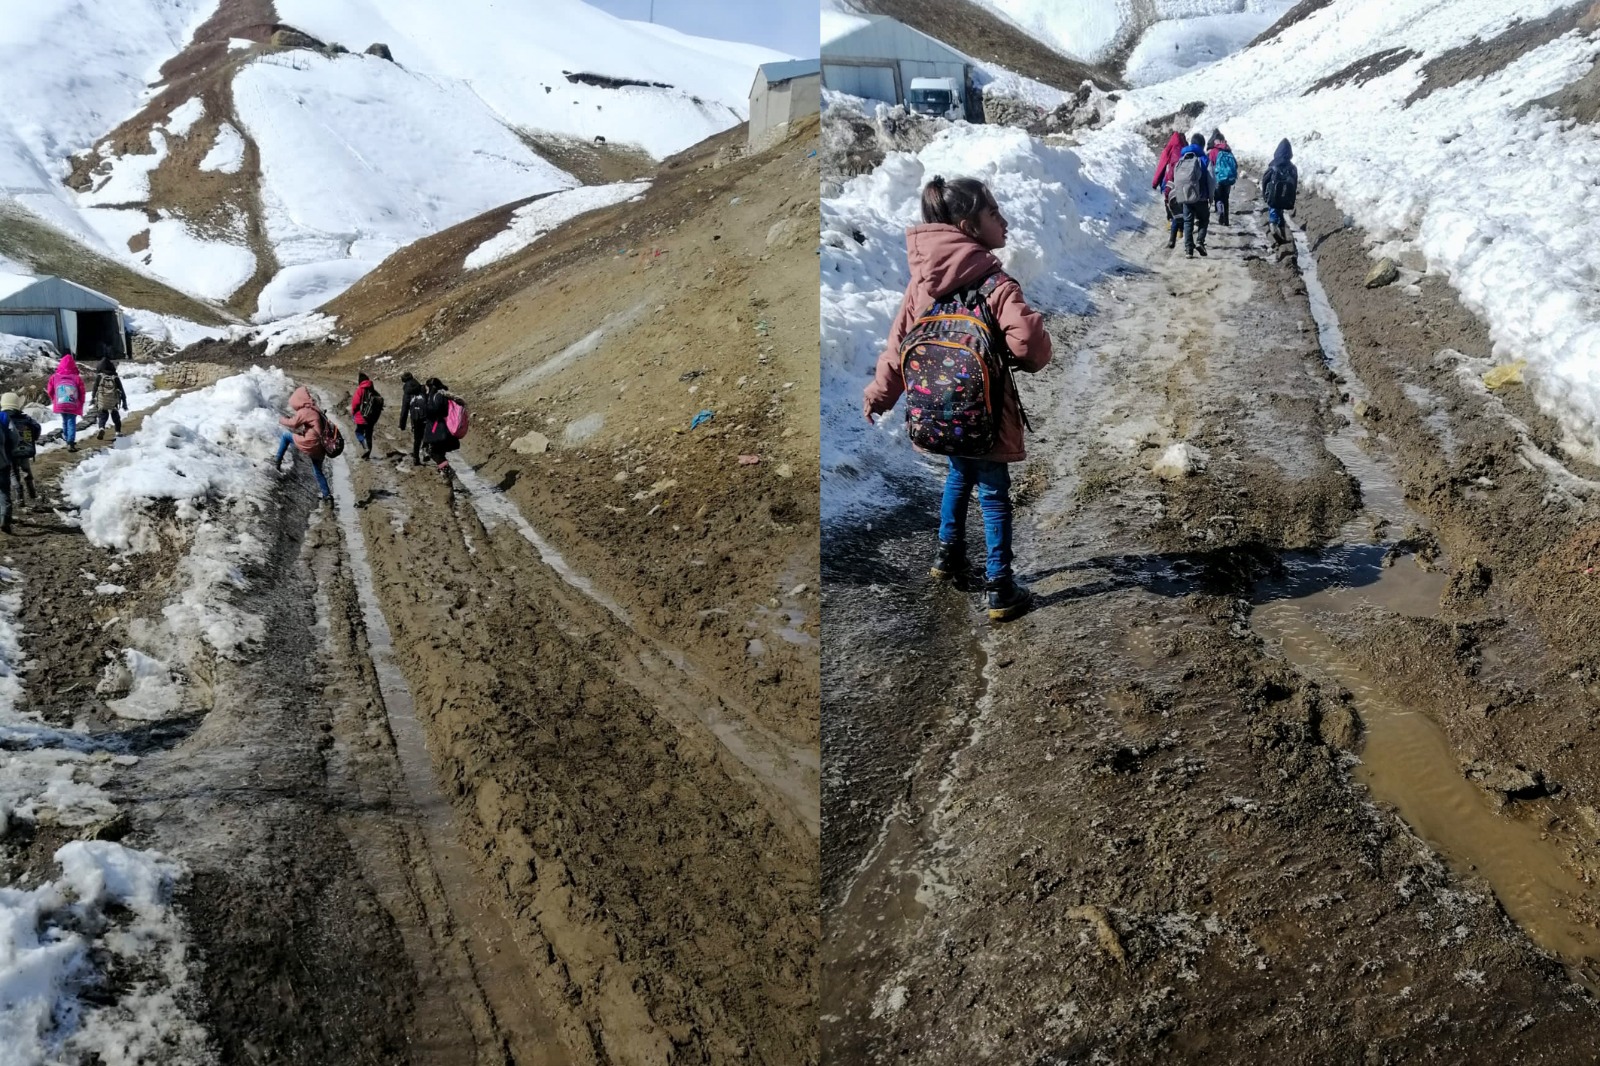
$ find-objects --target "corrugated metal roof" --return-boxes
[0,275,120,311]
[821,15,968,66]
[757,58,821,85]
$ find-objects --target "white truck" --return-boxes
[906,77,962,120]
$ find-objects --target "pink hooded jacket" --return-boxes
[1153,132,1185,192]
[279,385,327,458]
[48,354,85,415]
[864,224,1052,463]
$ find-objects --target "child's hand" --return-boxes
[862,395,880,424]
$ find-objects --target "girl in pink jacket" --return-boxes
[863,176,1052,621]
[47,352,86,452]
[274,385,333,501]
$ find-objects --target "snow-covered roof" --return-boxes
[0,275,120,311]
[758,58,821,85]
[821,11,875,47]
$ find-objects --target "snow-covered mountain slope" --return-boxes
[1112,0,1600,460]
[970,0,1291,68]
[0,0,793,323]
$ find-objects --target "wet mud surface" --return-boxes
[823,181,1600,1061]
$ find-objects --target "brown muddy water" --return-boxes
[1242,225,1600,966]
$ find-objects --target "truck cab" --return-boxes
[906,77,961,119]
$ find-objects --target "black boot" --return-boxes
[986,577,1031,622]
[930,541,966,580]
[1197,243,1208,257]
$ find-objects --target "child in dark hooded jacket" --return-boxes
[1262,139,1298,245]
[90,357,127,439]
[862,176,1053,621]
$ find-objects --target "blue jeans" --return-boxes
[939,457,1013,582]
[276,432,330,497]
[1268,207,1283,225]
[61,413,76,444]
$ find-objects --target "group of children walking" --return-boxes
[0,350,127,534]
[1153,128,1299,254]
[861,133,1301,623]
[273,371,468,502]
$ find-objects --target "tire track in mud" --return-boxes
[340,419,818,1065]
[823,187,1600,1063]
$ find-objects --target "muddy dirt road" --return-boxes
[2,365,815,1065]
[823,184,1600,1062]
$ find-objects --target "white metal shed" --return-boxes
[821,14,973,117]
[0,274,128,357]
[749,58,822,148]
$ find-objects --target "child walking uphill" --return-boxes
[275,385,334,502]
[1172,134,1214,258]
[90,356,127,440]
[350,372,380,459]
[2,393,40,506]
[1262,138,1299,246]
[1207,130,1237,227]
[1152,130,1186,249]
[419,378,461,482]
[48,352,85,453]
[862,176,1052,622]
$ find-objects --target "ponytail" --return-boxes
[921,175,994,230]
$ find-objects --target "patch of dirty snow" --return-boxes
[465,181,651,271]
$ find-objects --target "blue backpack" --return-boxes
[1213,149,1237,184]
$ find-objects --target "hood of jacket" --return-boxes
[1274,139,1293,165]
[904,224,1002,301]
[1163,132,1184,155]
[288,384,317,412]
[1212,139,1231,152]
[54,354,78,378]
[1180,144,1207,160]
[95,358,116,375]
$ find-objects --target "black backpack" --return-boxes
[358,385,384,424]
[1263,163,1298,210]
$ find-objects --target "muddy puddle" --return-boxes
[327,461,571,1063]
[1242,228,1600,964]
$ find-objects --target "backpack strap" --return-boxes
[966,272,1033,433]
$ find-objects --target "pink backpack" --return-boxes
[445,398,470,438]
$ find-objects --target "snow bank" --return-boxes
[164,97,206,139]
[1115,0,1600,462]
[244,312,340,356]
[0,334,58,375]
[821,123,1151,520]
[123,310,229,351]
[63,368,294,667]
[465,181,651,270]
[0,841,208,1066]
[64,368,289,554]
[198,123,245,175]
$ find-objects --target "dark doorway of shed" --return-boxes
[77,311,125,359]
